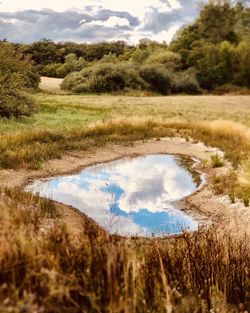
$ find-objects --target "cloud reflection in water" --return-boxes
[30,154,199,236]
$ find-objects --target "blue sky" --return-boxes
[0,0,248,43]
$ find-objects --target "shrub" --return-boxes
[88,63,126,93]
[0,42,40,90]
[173,69,202,94]
[214,84,250,95]
[116,62,147,91]
[42,54,88,78]
[61,69,91,92]
[131,48,150,64]
[41,63,62,77]
[139,64,173,95]
[0,42,39,118]
[0,76,37,118]
[146,50,182,70]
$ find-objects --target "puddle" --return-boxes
[27,154,203,237]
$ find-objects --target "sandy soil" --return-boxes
[0,137,248,235]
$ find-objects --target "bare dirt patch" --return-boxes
[0,137,248,235]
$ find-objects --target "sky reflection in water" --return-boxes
[30,155,199,236]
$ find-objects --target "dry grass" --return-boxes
[1,89,250,311]
[39,76,63,92]
[0,188,250,312]
[1,117,250,205]
[1,93,250,133]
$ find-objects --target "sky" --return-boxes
[0,0,248,44]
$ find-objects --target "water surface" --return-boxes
[29,154,201,236]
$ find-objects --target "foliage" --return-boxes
[6,1,249,93]
[0,42,40,89]
[234,41,250,87]
[23,39,132,66]
[197,0,238,44]
[173,69,201,94]
[170,0,250,91]
[0,43,38,118]
[146,49,182,70]
[42,53,88,78]
[139,64,172,95]
[62,62,174,95]
[0,76,36,118]
[131,48,150,64]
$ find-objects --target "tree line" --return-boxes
[0,0,250,117]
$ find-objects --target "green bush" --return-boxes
[139,65,172,95]
[117,63,146,90]
[0,76,36,118]
[61,69,91,92]
[41,63,62,77]
[89,63,126,93]
[146,50,182,70]
[0,43,38,118]
[42,54,88,78]
[62,63,126,93]
[62,62,175,95]
[173,69,201,94]
[0,42,40,90]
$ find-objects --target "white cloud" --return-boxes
[0,0,86,12]
[0,0,184,43]
[83,16,130,27]
[0,0,181,16]
[128,25,180,44]
[85,0,181,20]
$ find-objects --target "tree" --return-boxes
[197,0,238,44]
[234,41,250,87]
[0,43,39,118]
[146,50,182,70]
[170,23,202,68]
[235,4,250,40]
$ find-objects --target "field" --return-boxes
[1,81,250,312]
[1,92,250,133]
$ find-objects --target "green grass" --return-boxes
[1,93,250,133]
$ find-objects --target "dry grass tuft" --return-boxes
[0,188,250,312]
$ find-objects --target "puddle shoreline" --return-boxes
[1,137,235,236]
[27,154,203,237]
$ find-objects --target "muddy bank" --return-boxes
[0,137,248,234]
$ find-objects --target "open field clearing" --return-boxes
[39,76,63,92]
[1,93,250,133]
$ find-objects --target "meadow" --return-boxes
[2,91,250,133]
[1,83,250,312]
[1,0,250,310]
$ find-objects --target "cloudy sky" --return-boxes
[0,0,248,44]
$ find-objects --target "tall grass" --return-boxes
[0,188,250,312]
[1,118,250,202]
[1,119,250,170]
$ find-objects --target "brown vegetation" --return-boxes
[1,187,250,313]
